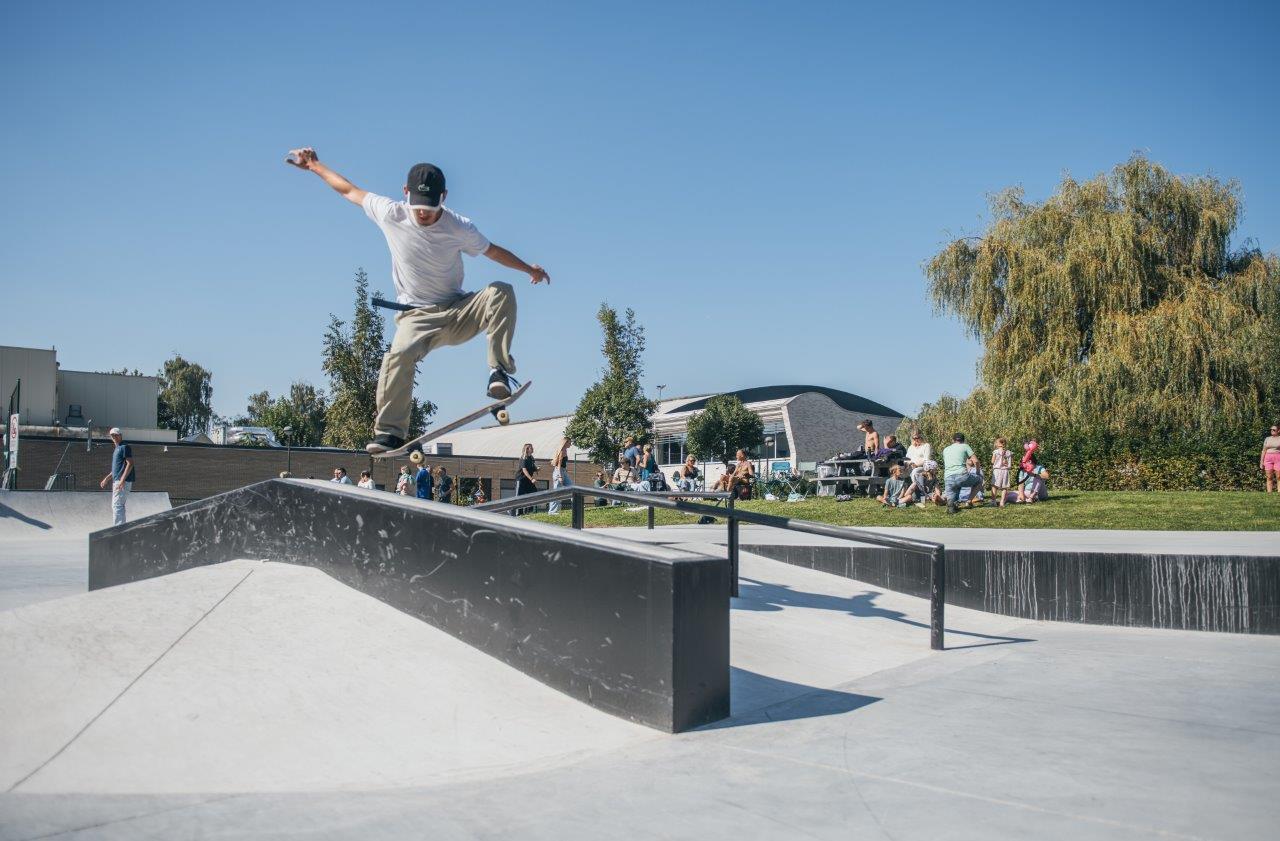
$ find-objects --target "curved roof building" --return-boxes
[435,385,904,474]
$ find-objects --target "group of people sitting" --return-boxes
[596,437,760,500]
[873,427,1050,513]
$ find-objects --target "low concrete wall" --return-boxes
[89,479,730,732]
[742,543,1280,635]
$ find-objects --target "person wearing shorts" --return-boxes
[991,437,1012,507]
[1262,424,1280,493]
[287,148,550,454]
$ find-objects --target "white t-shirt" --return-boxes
[905,442,931,465]
[362,194,491,307]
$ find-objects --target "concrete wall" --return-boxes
[0,346,57,425]
[57,370,159,429]
[784,391,902,465]
[13,435,600,504]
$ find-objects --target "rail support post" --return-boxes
[930,545,945,650]
[571,492,584,530]
[727,495,739,598]
[647,504,655,530]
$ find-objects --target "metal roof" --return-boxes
[667,385,902,418]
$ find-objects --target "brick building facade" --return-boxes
[13,436,601,506]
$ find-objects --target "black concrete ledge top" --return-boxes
[89,479,732,732]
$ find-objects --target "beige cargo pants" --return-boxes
[374,281,517,440]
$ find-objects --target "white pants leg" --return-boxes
[548,467,571,514]
[112,481,132,526]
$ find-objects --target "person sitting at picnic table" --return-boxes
[874,434,907,463]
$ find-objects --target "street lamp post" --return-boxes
[283,426,293,475]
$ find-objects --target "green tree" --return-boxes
[918,154,1279,449]
[322,269,435,448]
[684,395,764,465]
[565,304,657,466]
[157,355,213,437]
[237,381,329,446]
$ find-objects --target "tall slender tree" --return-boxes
[322,269,434,449]
[566,304,657,466]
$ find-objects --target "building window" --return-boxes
[658,437,685,465]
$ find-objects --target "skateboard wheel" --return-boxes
[409,450,424,464]
[495,409,510,425]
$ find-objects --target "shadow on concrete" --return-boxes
[697,667,881,730]
[734,577,1035,650]
[0,503,52,531]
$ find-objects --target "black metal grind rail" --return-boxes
[474,486,948,650]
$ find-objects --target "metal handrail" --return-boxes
[474,485,947,650]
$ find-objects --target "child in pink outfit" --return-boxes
[991,438,1012,507]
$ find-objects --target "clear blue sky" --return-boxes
[3,0,1277,428]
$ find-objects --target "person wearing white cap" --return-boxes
[98,427,135,526]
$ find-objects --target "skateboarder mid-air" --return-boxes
[286,147,550,454]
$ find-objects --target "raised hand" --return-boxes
[529,265,551,285]
[285,147,319,169]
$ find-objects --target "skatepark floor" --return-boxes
[1,498,1278,839]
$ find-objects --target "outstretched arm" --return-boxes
[286,147,368,206]
[484,243,551,285]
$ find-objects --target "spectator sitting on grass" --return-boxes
[1017,465,1049,504]
[898,459,940,507]
[942,433,981,515]
[879,465,907,507]
[331,467,353,485]
[357,470,375,489]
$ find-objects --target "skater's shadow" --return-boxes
[734,577,1034,650]
[0,502,52,531]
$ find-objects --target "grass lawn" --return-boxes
[527,491,1280,531]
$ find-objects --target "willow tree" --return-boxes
[920,155,1278,448]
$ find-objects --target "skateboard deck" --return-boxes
[371,380,531,460]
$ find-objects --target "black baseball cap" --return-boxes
[406,163,446,207]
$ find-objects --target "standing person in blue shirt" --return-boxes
[942,432,981,515]
[415,462,434,500]
[98,427,135,526]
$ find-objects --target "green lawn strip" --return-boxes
[527,491,1280,531]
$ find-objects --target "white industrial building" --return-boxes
[437,385,904,484]
[0,345,170,441]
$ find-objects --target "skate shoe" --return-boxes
[487,368,513,400]
[365,433,405,455]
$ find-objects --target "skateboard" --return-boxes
[372,380,531,461]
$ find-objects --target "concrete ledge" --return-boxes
[742,542,1280,634]
[88,479,730,731]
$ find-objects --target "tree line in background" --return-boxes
[906,155,1279,490]
[154,269,435,449]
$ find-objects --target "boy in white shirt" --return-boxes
[287,148,550,454]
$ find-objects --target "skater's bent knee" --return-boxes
[489,281,514,296]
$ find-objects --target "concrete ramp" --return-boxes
[0,490,171,540]
[0,560,654,794]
